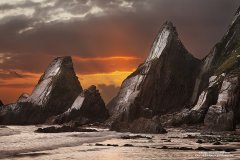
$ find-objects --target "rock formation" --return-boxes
[204,72,240,131]
[107,22,201,132]
[17,93,30,103]
[54,85,108,125]
[171,7,240,131]
[22,56,83,115]
[111,116,167,134]
[0,100,3,107]
[0,56,83,124]
[172,74,224,125]
[35,125,98,133]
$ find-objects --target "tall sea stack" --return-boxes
[107,22,201,132]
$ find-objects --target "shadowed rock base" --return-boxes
[111,117,167,134]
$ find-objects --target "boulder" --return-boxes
[54,85,108,125]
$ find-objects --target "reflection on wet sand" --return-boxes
[1,126,240,160]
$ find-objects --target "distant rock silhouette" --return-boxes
[0,56,83,124]
[22,56,83,115]
[54,85,108,125]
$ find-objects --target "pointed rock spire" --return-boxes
[0,56,83,124]
[107,22,200,132]
[25,56,83,115]
[146,21,177,62]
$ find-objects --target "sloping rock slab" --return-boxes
[54,85,108,125]
[35,125,98,133]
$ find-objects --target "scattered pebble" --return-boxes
[123,144,134,147]
[213,141,222,145]
[196,139,203,143]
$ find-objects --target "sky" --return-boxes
[0,0,239,104]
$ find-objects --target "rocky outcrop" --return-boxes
[0,56,83,124]
[204,72,240,131]
[107,22,200,133]
[54,85,108,125]
[22,56,83,115]
[196,7,240,130]
[0,100,3,106]
[35,125,98,133]
[17,93,30,103]
[191,7,240,104]
[111,116,167,134]
[172,74,224,125]
[170,7,240,131]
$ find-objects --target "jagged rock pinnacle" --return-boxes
[107,22,200,132]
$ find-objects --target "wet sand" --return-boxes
[1,126,240,160]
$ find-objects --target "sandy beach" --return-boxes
[1,126,240,160]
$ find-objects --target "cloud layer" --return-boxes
[0,0,239,103]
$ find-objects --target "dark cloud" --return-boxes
[0,1,238,67]
[0,82,34,88]
[0,0,240,103]
[98,84,120,103]
[0,70,35,79]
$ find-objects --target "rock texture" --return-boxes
[204,72,240,131]
[107,22,200,132]
[0,56,83,124]
[172,74,224,125]
[191,7,240,104]
[54,85,108,125]
[111,116,167,134]
[196,7,240,131]
[35,125,98,133]
[22,56,83,115]
[17,93,30,103]
[171,7,240,131]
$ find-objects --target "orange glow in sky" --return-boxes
[0,70,133,104]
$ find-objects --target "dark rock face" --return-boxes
[0,100,3,106]
[0,56,83,124]
[107,22,200,133]
[23,56,83,115]
[172,74,224,125]
[171,7,240,131]
[204,73,240,131]
[191,7,240,104]
[197,8,240,131]
[111,116,167,134]
[17,93,30,103]
[54,85,108,125]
